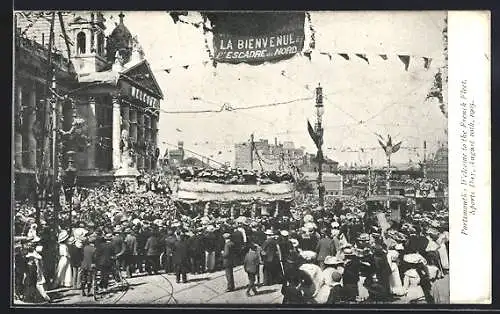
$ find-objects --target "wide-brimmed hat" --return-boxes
[206,225,215,232]
[358,233,370,241]
[403,253,427,264]
[300,250,317,261]
[104,233,113,240]
[290,238,299,247]
[280,230,289,237]
[343,248,355,256]
[223,233,231,239]
[58,230,69,243]
[395,243,404,250]
[324,255,344,266]
[31,236,41,243]
[265,229,274,235]
[331,222,340,229]
[26,251,42,260]
[303,214,314,223]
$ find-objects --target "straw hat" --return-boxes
[357,233,370,241]
[264,229,274,236]
[104,233,113,241]
[223,233,231,239]
[395,243,404,251]
[300,250,317,261]
[58,230,69,243]
[206,225,215,232]
[331,222,340,229]
[31,236,41,243]
[324,255,343,266]
[280,230,289,237]
[26,251,42,260]
[303,214,314,223]
[403,253,427,264]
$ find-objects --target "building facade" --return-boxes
[425,144,448,183]
[234,138,306,171]
[14,11,163,195]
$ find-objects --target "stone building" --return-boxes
[14,11,163,195]
[425,144,448,183]
[234,138,305,171]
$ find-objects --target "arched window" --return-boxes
[97,33,104,56]
[77,32,86,54]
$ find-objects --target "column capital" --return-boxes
[88,96,96,103]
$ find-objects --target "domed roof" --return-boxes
[106,12,133,63]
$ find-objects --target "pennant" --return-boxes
[423,57,432,70]
[320,52,332,60]
[307,120,321,149]
[356,53,369,64]
[165,69,171,73]
[338,53,350,60]
[183,65,189,69]
[303,51,312,61]
[379,54,388,60]
[391,141,402,154]
[398,55,410,71]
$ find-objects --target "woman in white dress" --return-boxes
[436,229,449,273]
[387,249,405,296]
[55,230,73,288]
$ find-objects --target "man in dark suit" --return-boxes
[316,230,335,270]
[123,228,138,278]
[261,230,280,286]
[173,233,189,283]
[94,234,114,290]
[222,233,235,291]
[164,229,177,274]
[243,243,259,296]
[80,236,96,296]
[111,227,126,272]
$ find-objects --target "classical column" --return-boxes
[121,103,130,135]
[112,96,121,169]
[26,88,37,169]
[14,85,23,169]
[87,97,97,169]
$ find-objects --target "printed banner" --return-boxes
[210,12,305,64]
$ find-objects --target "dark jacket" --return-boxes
[316,237,335,261]
[111,235,126,257]
[81,244,96,270]
[173,238,190,265]
[222,240,235,268]
[326,284,345,304]
[203,232,217,252]
[94,240,114,269]
[243,249,260,274]
[124,234,138,256]
[68,243,83,267]
[145,235,162,256]
[261,237,279,263]
[278,237,292,261]
[165,235,178,255]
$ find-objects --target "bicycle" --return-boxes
[91,257,129,301]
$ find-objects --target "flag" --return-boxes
[338,53,350,60]
[307,120,322,149]
[320,52,332,60]
[379,54,388,60]
[176,128,182,132]
[391,141,402,154]
[165,69,171,73]
[183,65,189,69]
[356,53,369,64]
[398,55,410,71]
[423,57,432,69]
[303,51,312,61]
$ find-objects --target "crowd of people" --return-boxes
[178,167,295,185]
[13,176,449,305]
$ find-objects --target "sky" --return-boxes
[102,11,448,168]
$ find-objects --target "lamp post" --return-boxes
[315,84,325,208]
[63,150,77,235]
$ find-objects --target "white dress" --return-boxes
[401,269,425,303]
[55,244,72,288]
[387,250,405,295]
[437,232,449,270]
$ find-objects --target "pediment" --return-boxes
[122,60,163,99]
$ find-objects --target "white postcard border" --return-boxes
[448,10,491,304]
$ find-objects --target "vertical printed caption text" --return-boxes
[459,80,477,236]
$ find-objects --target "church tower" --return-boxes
[68,11,108,74]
